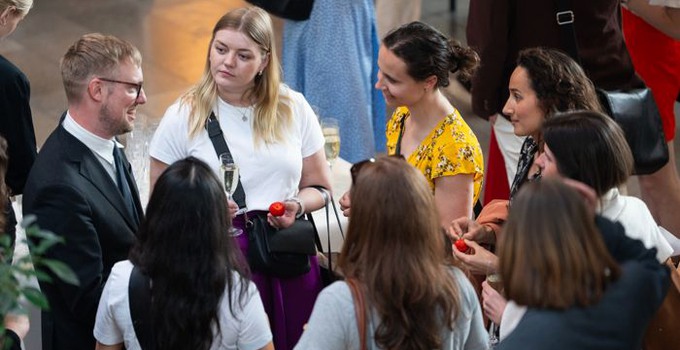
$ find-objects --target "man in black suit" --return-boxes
[23,33,146,350]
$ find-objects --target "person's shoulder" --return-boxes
[0,55,24,78]
[279,84,307,106]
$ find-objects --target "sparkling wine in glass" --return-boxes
[486,273,503,348]
[219,153,243,236]
[322,118,341,168]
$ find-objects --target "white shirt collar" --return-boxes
[62,111,123,165]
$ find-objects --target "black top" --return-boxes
[0,55,37,195]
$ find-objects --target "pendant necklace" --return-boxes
[235,106,252,122]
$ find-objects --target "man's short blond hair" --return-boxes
[60,33,142,103]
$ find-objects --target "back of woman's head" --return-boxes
[499,179,620,309]
[517,47,602,117]
[543,110,634,196]
[383,21,479,86]
[130,157,246,350]
[340,156,461,349]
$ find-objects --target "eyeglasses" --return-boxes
[350,154,406,185]
[98,77,143,100]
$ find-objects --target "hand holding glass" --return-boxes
[486,273,503,348]
[220,153,243,236]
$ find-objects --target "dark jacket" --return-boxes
[23,124,143,350]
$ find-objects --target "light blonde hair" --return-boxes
[0,0,32,15]
[183,7,292,145]
[60,33,142,103]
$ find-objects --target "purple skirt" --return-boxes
[233,211,322,350]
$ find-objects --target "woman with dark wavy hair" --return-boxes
[296,156,486,349]
[94,157,273,350]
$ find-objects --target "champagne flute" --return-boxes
[486,273,503,348]
[321,118,341,168]
[219,153,243,236]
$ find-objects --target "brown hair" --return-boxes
[383,21,479,85]
[60,33,142,103]
[517,47,603,119]
[542,110,634,196]
[339,156,461,349]
[499,178,620,309]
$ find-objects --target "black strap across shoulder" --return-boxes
[205,112,247,208]
[555,0,582,64]
[129,266,154,350]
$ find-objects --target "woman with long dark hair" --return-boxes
[296,156,486,349]
[94,157,273,350]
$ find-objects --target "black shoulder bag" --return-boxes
[205,113,319,278]
[555,0,669,175]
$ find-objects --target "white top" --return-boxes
[94,261,272,350]
[599,188,673,262]
[649,0,680,8]
[499,301,527,341]
[294,267,488,350]
[149,85,324,210]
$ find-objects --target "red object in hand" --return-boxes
[269,202,286,217]
[454,239,469,253]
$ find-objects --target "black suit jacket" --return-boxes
[23,124,143,350]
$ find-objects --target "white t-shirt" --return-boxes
[93,261,272,350]
[599,188,673,262]
[149,85,324,211]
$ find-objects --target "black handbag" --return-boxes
[246,213,317,278]
[205,112,319,278]
[555,0,669,175]
[597,88,669,174]
[246,0,315,21]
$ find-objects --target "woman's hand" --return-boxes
[4,313,29,340]
[449,217,496,244]
[482,280,507,325]
[451,240,498,275]
[227,199,239,218]
[267,200,299,229]
[339,191,351,217]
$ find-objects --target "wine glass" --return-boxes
[219,153,243,236]
[486,273,503,348]
[321,118,341,168]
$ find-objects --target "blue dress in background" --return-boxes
[282,0,386,162]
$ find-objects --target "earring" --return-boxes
[257,70,263,77]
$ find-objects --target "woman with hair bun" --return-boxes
[341,21,484,227]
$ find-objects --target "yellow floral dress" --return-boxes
[386,106,484,203]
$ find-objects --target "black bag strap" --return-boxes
[129,266,154,350]
[205,112,247,208]
[554,0,582,64]
[310,186,344,272]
